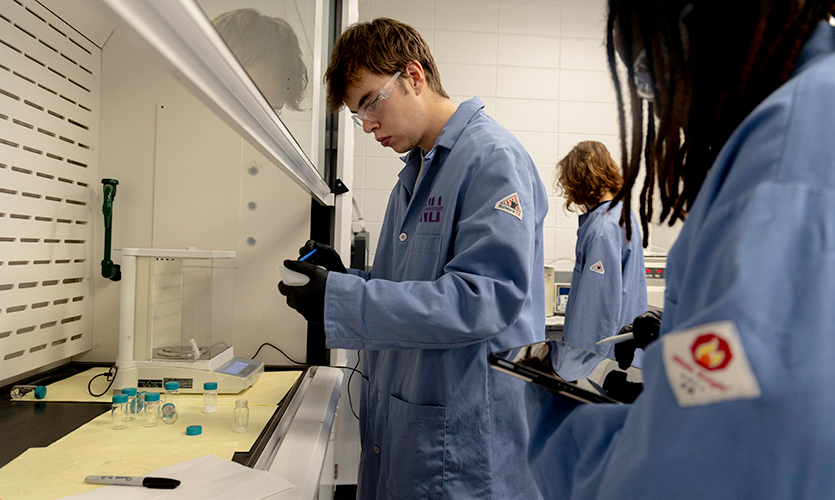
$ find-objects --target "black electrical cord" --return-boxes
[88,365,118,397]
[345,350,362,421]
[252,342,306,365]
[251,342,363,419]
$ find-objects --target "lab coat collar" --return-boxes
[791,21,835,78]
[578,200,613,228]
[397,97,485,195]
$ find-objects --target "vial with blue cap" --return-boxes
[203,382,218,414]
[121,387,139,420]
[143,392,161,427]
[161,402,178,425]
[10,385,47,400]
[111,394,129,430]
[163,381,180,406]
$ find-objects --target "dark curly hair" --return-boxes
[607,0,835,246]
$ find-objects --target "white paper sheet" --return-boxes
[59,454,294,499]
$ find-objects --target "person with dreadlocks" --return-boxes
[524,1,835,498]
[554,141,648,363]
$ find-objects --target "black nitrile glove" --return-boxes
[614,309,663,370]
[278,260,328,324]
[299,240,346,273]
[602,370,643,403]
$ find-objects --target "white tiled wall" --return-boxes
[351,0,667,271]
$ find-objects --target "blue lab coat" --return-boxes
[325,97,548,499]
[562,201,647,360]
[526,21,835,499]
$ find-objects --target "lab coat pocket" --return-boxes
[402,235,443,280]
[386,395,446,500]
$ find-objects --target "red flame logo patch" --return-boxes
[691,334,732,370]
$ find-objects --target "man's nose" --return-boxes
[362,119,378,134]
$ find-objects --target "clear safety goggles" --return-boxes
[350,71,401,126]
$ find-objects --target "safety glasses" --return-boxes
[350,71,402,126]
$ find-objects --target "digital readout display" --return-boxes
[222,361,248,375]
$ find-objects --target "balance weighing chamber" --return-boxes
[114,248,263,393]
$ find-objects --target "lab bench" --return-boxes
[0,363,343,499]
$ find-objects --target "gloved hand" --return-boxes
[277,260,328,324]
[602,370,643,403]
[614,309,662,370]
[299,240,346,273]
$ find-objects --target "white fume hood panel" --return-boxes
[102,0,333,205]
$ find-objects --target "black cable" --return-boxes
[345,350,362,420]
[251,342,306,365]
[251,342,363,419]
[88,365,117,397]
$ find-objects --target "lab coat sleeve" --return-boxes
[525,382,628,500]
[563,235,623,357]
[346,268,370,281]
[323,147,543,350]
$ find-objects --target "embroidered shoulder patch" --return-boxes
[662,321,761,407]
[495,193,523,220]
[589,261,605,275]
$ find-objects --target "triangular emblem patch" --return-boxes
[589,261,605,275]
[495,192,523,220]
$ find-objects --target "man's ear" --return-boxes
[404,61,426,96]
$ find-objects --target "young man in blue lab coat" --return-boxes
[555,141,647,362]
[278,17,549,500]
[525,1,835,499]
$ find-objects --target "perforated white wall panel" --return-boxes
[0,0,99,380]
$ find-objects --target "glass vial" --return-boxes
[143,392,161,427]
[111,394,129,430]
[164,381,180,409]
[122,387,138,420]
[161,403,179,425]
[233,399,249,434]
[203,382,218,414]
[10,385,46,399]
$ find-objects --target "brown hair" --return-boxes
[325,18,448,112]
[556,141,624,212]
[606,0,835,246]
[213,9,308,111]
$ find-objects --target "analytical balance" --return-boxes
[114,248,263,394]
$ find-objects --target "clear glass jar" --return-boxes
[202,382,217,414]
[161,403,179,425]
[10,385,46,399]
[111,394,129,430]
[122,387,138,420]
[232,399,249,434]
[143,392,161,427]
[163,381,180,408]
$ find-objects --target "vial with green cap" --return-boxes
[143,392,161,427]
[111,394,129,430]
[203,382,217,413]
[10,385,46,400]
